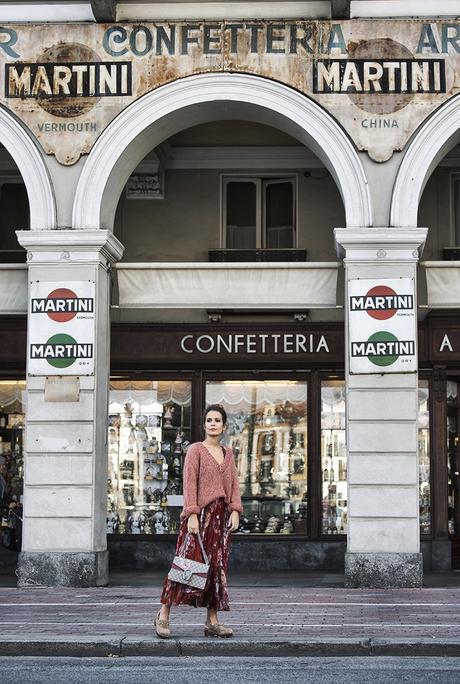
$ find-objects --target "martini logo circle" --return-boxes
[46,288,79,322]
[29,333,94,369]
[367,331,399,366]
[365,285,398,320]
[45,333,78,368]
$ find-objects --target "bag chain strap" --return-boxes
[178,530,209,566]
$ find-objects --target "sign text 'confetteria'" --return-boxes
[180,333,330,354]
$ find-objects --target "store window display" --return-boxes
[447,380,460,535]
[321,380,347,535]
[418,380,431,535]
[107,380,192,535]
[0,380,25,551]
[205,380,308,534]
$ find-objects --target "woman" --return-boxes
[155,404,242,639]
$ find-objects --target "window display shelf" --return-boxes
[107,380,192,535]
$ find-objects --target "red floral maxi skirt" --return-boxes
[160,498,232,611]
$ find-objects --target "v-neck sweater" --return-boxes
[181,442,243,519]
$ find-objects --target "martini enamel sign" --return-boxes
[28,281,95,375]
[348,278,416,374]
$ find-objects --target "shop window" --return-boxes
[447,380,459,535]
[0,380,25,551]
[418,380,431,535]
[205,379,308,534]
[107,379,192,535]
[223,177,295,249]
[321,380,347,535]
[0,183,29,258]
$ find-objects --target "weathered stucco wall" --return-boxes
[114,168,345,262]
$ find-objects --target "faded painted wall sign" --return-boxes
[0,20,459,164]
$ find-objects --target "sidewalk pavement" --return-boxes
[1,571,460,657]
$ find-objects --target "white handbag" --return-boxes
[167,532,210,590]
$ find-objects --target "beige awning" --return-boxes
[423,262,460,308]
[0,265,27,314]
[114,262,340,309]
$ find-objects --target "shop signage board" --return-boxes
[111,324,344,367]
[0,20,460,163]
[27,281,95,375]
[348,278,417,374]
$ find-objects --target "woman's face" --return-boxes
[204,410,225,437]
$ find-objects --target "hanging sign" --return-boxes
[348,278,417,374]
[27,281,95,376]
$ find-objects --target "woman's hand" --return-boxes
[227,511,240,533]
[187,513,199,534]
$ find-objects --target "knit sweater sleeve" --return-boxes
[182,446,201,518]
[229,452,243,514]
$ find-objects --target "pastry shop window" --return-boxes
[205,379,308,535]
[321,380,347,536]
[0,380,25,551]
[418,379,431,535]
[107,379,192,535]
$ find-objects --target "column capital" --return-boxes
[334,227,428,262]
[16,230,124,265]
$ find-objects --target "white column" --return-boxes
[335,228,427,588]
[15,230,124,587]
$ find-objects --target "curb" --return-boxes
[1,638,460,658]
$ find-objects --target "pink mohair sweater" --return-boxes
[180,442,243,519]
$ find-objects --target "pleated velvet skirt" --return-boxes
[160,497,232,611]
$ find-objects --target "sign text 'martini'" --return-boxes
[5,62,132,98]
[314,59,446,94]
[349,294,414,311]
[31,297,94,314]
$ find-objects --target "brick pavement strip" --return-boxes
[1,585,460,657]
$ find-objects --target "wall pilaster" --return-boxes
[15,230,124,587]
[335,227,427,588]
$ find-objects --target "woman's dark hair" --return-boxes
[203,404,227,425]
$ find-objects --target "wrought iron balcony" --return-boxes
[208,249,307,263]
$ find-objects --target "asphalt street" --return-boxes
[0,656,460,684]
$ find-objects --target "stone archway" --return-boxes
[391,93,460,228]
[73,72,372,231]
[0,105,56,230]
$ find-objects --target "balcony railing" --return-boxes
[209,249,307,263]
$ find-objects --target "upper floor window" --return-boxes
[223,176,296,249]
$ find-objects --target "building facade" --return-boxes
[1,0,460,587]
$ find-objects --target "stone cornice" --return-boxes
[16,230,124,264]
[334,227,428,262]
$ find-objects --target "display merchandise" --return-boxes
[321,381,347,535]
[447,380,459,536]
[206,379,308,535]
[0,380,25,551]
[418,380,431,535]
[107,380,191,534]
